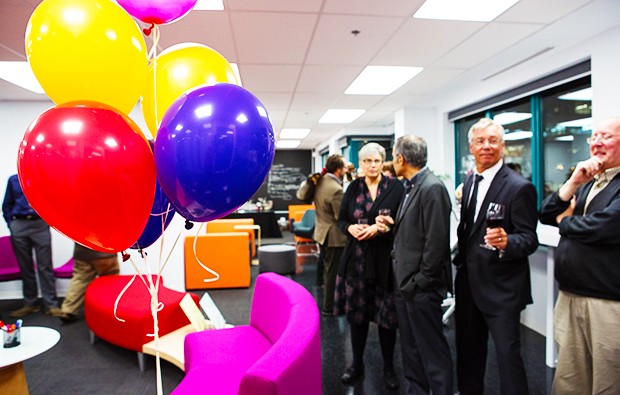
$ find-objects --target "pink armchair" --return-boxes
[172,272,322,395]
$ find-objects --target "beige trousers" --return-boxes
[60,257,119,315]
[552,291,620,395]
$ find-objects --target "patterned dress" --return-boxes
[333,176,399,329]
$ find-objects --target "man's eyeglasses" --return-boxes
[472,138,502,147]
[362,158,382,165]
[586,133,617,145]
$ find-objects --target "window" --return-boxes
[454,76,591,204]
[541,79,592,197]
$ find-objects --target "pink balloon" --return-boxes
[117,0,198,25]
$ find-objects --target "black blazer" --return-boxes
[392,168,452,299]
[338,176,404,289]
[540,174,620,301]
[454,164,539,314]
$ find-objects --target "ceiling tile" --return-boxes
[157,12,237,61]
[240,64,301,92]
[434,22,544,69]
[306,14,403,65]
[231,11,317,64]
[497,0,594,24]
[297,65,362,93]
[374,19,484,66]
[323,0,425,17]
[226,0,323,13]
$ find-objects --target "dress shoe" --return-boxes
[56,311,78,323]
[383,370,400,391]
[45,307,63,316]
[10,305,41,317]
[341,366,364,384]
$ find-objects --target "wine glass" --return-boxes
[480,202,505,250]
[378,209,391,217]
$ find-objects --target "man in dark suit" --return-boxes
[453,118,538,395]
[540,117,620,394]
[377,135,453,395]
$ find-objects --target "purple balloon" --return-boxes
[116,0,197,25]
[130,175,176,250]
[154,83,275,222]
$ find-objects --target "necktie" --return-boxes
[465,174,483,232]
[396,181,413,221]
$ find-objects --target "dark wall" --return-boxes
[251,149,313,211]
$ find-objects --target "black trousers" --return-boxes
[394,286,453,395]
[455,271,529,395]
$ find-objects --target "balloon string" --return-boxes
[113,274,139,322]
[191,223,220,283]
[146,25,161,134]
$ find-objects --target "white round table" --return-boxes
[0,326,60,394]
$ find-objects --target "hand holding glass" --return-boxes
[480,202,505,250]
[378,209,391,217]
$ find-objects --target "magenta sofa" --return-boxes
[172,272,322,395]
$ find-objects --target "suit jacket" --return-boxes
[539,174,620,301]
[454,164,538,314]
[313,174,346,247]
[392,168,452,300]
[338,176,403,289]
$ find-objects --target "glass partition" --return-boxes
[454,76,591,204]
[541,80,592,197]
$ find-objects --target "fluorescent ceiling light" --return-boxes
[345,66,423,95]
[280,128,310,139]
[555,135,575,142]
[319,109,365,124]
[557,117,592,129]
[414,0,519,22]
[276,140,301,149]
[493,112,532,126]
[193,0,224,11]
[504,131,532,141]
[0,61,45,94]
[558,87,592,101]
[230,63,242,86]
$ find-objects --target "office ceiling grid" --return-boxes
[0,0,617,149]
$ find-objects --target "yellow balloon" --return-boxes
[141,43,239,136]
[25,0,149,114]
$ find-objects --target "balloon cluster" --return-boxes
[18,0,275,253]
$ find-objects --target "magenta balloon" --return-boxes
[117,0,198,25]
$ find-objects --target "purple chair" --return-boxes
[172,272,322,395]
[53,258,74,279]
[0,236,21,281]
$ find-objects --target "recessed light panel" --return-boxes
[0,61,45,94]
[319,109,365,124]
[280,128,310,139]
[345,66,423,95]
[414,0,520,22]
[193,0,224,11]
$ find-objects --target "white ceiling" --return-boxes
[1,0,618,149]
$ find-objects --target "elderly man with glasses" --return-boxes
[540,117,620,394]
[453,118,539,395]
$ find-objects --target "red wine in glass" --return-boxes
[486,218,503,228]
[480,202,505,250]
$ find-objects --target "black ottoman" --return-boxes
[258,245,296,274]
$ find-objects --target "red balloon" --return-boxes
[17,101,156,252]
